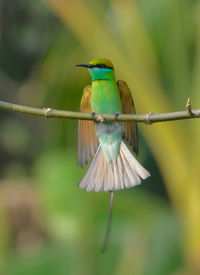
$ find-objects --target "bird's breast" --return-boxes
[90,80,122,114]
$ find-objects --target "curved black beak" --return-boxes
[75,64,94,68]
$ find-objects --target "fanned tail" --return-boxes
[78,141,150,192]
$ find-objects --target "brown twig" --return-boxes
[0,99,200,124]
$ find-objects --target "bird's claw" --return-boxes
[114,112,120,118]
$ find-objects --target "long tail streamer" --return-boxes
[102,191,114,253]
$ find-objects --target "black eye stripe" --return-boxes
[98,64,106,68]
[95,64,113,69]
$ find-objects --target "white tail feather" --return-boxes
[78,141,150,192]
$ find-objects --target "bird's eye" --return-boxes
[99,64,106,68]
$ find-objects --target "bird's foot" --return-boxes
[114,112,120,118]
[91,112,96,118]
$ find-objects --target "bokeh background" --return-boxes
[0,0,200,274]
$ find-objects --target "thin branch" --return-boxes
[0,99,200,124]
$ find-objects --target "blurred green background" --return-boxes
[0,0,200,274]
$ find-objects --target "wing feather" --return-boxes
[117,80,138,155]
[77,85,99,167]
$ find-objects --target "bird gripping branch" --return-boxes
[76,58,151,252]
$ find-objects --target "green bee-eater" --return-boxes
[76,58,150,251]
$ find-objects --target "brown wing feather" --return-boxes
[117,80,138,155]
[77,85,99,167]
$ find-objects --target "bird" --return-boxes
[76,58,150,251]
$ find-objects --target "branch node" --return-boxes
[43,107,52,118]
[186,98,193,115]
[96,114,104,122]
[145,112,153,125]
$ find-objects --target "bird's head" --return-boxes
[76,58,115,81]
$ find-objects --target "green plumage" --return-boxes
[77,58,150,253]
[77,58,150,193]
[89,68,124,163]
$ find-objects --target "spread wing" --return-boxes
[117,80,138,155]
[77,85,99,167]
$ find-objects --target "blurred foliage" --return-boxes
[0,0,200,274]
